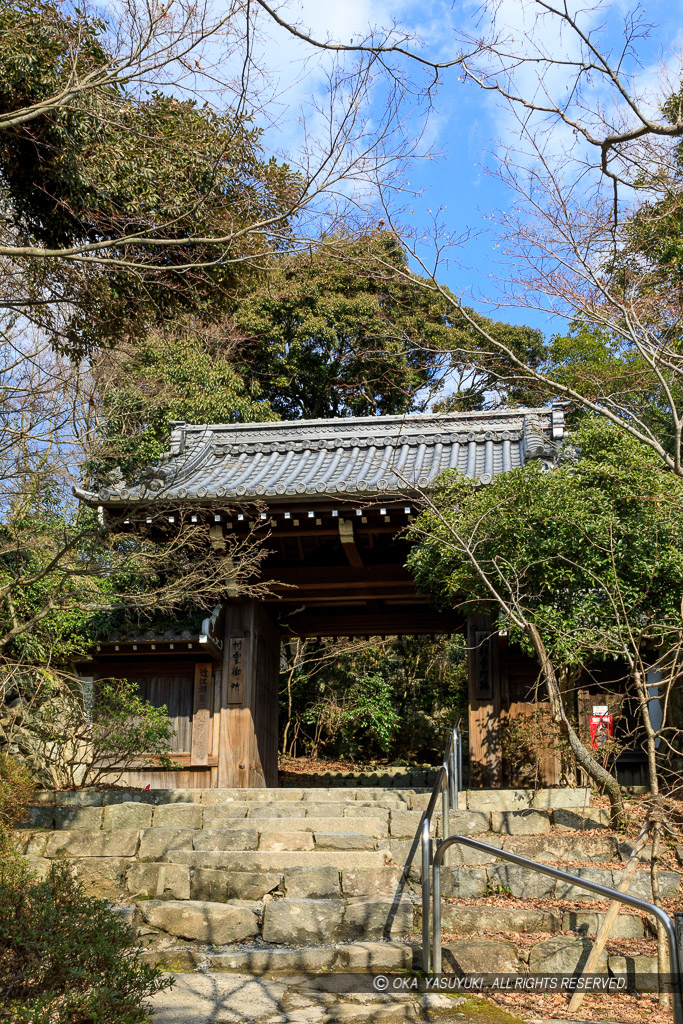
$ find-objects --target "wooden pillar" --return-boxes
[466,615,503,787]
[217,600,280,788]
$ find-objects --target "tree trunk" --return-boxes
[651,820,671,1009]
[567,818,650,1016]
[632,668,659,796]
[526,624,625,825]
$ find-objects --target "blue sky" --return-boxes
[245,0,683,337]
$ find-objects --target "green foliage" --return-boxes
[302,669,399,757]
[0,0,300,356]
[0,861,171,1024]
[17,677,177,789]
[0,756,34,848]
[280,636,467,762]
[93,326,275,479]
[408,418,683,670]
[231,233,544,419]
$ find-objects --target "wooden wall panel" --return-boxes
[106,769,213,789]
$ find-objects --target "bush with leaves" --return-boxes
[9,675,177,788]
[0,861,170,1024]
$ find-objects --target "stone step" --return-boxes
[24,802,611,839]
[136,896,417,947]
[165,849,393,871]
[148,971,463,1024]
[30,784,592,812]
[140,939,416,974]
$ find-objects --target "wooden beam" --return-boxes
[266,564,413,590]
[338,518,364,567]
[278,608,464,637]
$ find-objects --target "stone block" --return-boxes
[102,803,153,830]
[342,896,414,940]
[191,868,281,902]
[140,899,259,943]
[442,939,519,974]
[21,806,54,829]
[491,810,551,835]
[54,806,103,830]
[149,789,202,804]
[46,830,139,859]
[441,905,560,936]
[627,869,680,900]
[208,947,334,973]
[531,788,591,810]
[259,832,314,852]
[504,834,618,863]
[458,836,503,865]
[258,816,386,836]
[192,829,259,852]
[152,804,203,829]
[562,911,644,938]
[618,840,652,863]
[109,904,136,929]
[12,831,48,857]
[262,898,345,944]
[341,867,404,897]
[69,857,132,897]
[202,806,249,826]
[389,811,423,839]
[384,839,416,867]
[445,810,490,835]
[487,864,555,899]
[284,866,340,898]
[337,941,413,971]
[23,855,50,880]
[102,790,156,805]
[466,789,533,812]
[314,832,376,852]
[301,790,346,802]
[53,790,103,806]
[553,807,610,831]
[344,807,391,823]
[529,936,607,973]
[138,828,194,861]
[247,805,303,818]
[608,955,659,991]
[553,866,614,901]
[439,867,488,898]
[30,791,56,805]
[167,849,391,871]
[127,862,190,899]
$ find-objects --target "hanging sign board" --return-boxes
[226,636,245,705]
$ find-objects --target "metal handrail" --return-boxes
[421,719,462,972]
[432,835,683,1024]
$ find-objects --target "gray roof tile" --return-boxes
[76,407,564,506]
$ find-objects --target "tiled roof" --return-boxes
[75,406,565,506]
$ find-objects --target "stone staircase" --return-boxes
[14,785,682,981]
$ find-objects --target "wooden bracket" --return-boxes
[338,518,363,567]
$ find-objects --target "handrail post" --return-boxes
[441,763,450,868]
[433,840,442,975]
[449,730,457,809]
[458,726,463,805]
[421,818,432,972]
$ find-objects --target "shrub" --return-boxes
[11,674,177,788]
[0,755,34,836]
[0,861,171,1024]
